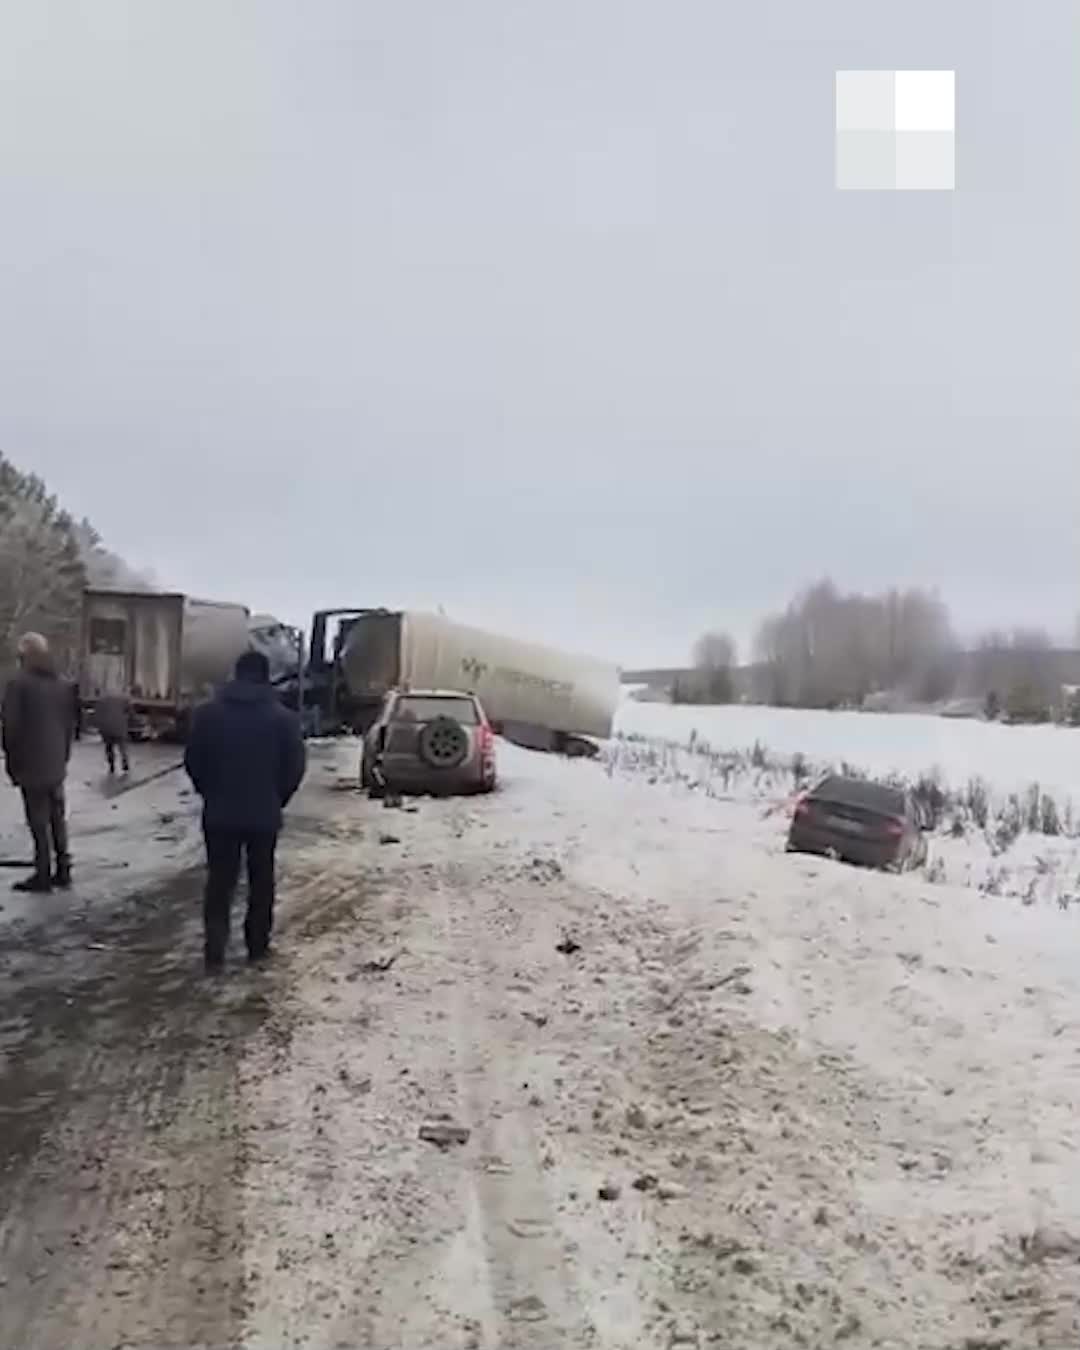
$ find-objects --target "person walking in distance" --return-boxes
[95,689,131,775]
[70,677,83,742]
[183,649,306,972]
[1,633,75,893]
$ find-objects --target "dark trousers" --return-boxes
[103,736,129,773]
[202,827,278,962]
[22,786,70,880]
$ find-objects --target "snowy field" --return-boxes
[610,699,1080,912]
[3,740,1080,1344]
[617,698,1080,804]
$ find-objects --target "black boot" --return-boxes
[13,873,53,894]
[53,863,72,889]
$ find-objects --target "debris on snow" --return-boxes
[418,1115,471,1149]
[336,1067,372,1095]
[656,1180,689,1200]
[481,1155,512,1176]
[701,963,753,991]
[356,951,402,974]
[526,857,564,883]
[508,1295,548,1323]
[668,1322,699,1347]
[507,1217,549,1239]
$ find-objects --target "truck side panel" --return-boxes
[395,612,618,740]
[131,601,182,701]
[82,592,184,703]
[83,593,136,697]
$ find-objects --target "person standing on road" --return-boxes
[70,677,83,742]
[1,633,75,893]
[183,649,306,972]
[95,689,131,775]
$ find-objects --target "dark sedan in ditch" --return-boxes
[786,775,929,872]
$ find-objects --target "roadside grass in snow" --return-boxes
[603,732,1080,912]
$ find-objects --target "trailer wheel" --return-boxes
[563,735,599,759]
[418,717,470,771]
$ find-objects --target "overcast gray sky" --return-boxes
[1,0,1077,665]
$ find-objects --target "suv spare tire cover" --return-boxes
[418,716,470,770]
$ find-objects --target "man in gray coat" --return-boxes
[2,633,75,892]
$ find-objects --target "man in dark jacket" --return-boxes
[184,649,306,971]
[2,633,75,893]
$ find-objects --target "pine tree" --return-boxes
[0,453,87,675]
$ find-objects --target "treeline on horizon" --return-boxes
[678,579,1080,724]
[3,451,1076,724]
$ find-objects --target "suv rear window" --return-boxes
[392,695,479,725]
[811,776,905,815]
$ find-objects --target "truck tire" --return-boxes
[418,717,470,771]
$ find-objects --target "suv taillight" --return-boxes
[479,722,494,752]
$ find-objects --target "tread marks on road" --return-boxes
[0,864,268,1349]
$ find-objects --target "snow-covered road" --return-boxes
[1,738,1078,1347]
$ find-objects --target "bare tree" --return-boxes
[674,629,738,704]
[751,612,791,705]
[969,626,1059,721]
[750,578,956,709]
[692,630,737,671]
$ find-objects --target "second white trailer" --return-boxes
[339,610,619,747]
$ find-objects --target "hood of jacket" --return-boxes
[221,679,274,707]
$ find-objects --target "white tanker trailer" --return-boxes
[79,588,253,740]
[328,609,619,750]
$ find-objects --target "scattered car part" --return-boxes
[419,1116,471,1148]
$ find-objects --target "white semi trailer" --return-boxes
[332,609,619,750]
[79,589,252,740]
